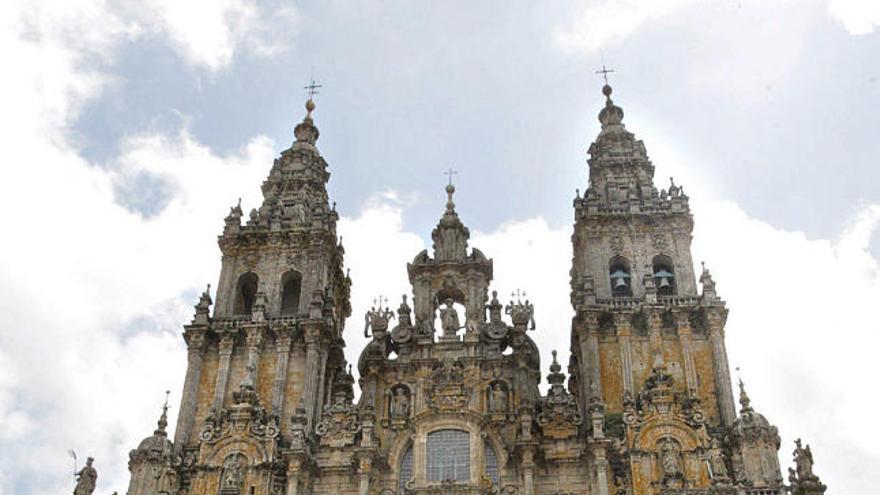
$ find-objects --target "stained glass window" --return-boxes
[398,445,413,492]
[484,441,498,484]
[426,429,470,482]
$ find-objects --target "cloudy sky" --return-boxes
[0,0,878,493]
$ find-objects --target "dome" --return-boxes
[729,380,780,447]
[134,431,173,457]
[130,403,175,462]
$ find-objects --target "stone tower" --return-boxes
[125,86,828,495]
[567,83,827,495]
[127,97,352,495]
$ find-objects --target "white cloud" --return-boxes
[123,0,299,71]
[828,0,880,35]
[554,0,878,98]
[555,0,697,54]
[692,199,880,492]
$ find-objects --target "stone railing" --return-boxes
[657,295,701,307]
[211,314,301,329]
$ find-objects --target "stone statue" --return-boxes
[439,298,461,337]
[793,438,815,480]
[488,382,507,413]
[660,439,682,477]
[390,387,409,419]
[708,437,728,480]
[240,363,256,390]
[221,456,243,492]
[73,457,97,495]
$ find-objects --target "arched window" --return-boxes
[652,255,676,296]
[427,429,470,482]
[235,272,258,314]
[398,445,413,492]
[280,270,302,315]
[484,441,499,485]
[609,257,632,297]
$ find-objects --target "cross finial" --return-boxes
[163,390,170,408]
[372,295,388,310]
[595,64,615,85]
[444,167,458,186]
[304,79,323,100]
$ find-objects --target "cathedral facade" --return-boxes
[125,86,827,495]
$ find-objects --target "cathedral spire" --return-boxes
[154,390,170,436]
[431,174,471,262]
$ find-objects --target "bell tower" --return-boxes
[127,95,352,495]
[568,83,783,494]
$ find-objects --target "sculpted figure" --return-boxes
[221,456,243,491]
[488,382,507,413]
[73,457,97,495]
[660,439,682,477]
[439,298,461,337]
[709,437,728,479]
[240,363,256,390]
[390,387,410,419]
[793,438,814,479]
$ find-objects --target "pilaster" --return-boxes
[212,334,235,411]
[174,329,206,449]
[707,309,736,426]
[614,312,635,396]
[674,311,698,396]
[271,329,294,414]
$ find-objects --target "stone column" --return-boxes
[301,323,321,431]
[286,467,301,495]
[594,453,610,495]
[707,309,736,426]
[212,334,235,411]
[174,330,206,449]
[522,448,536,495]
[271,329,293,414]
[357,454,373,495]
[313,348,330,420]
[578,311,602,408]
[674,311,698,395]
[614,312,634,395]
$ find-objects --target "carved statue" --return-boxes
[221,456,244,492]
[793,438,815,480]
[291,203,306,223]
[439,298,462,337]
[488,382,507,413]
[708,437,728,480]
[659,439,682,477]
[390,387,410,419]
[240,363,256,390]
[73,457,97,495]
